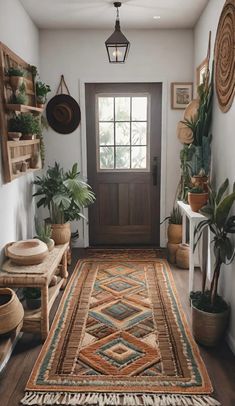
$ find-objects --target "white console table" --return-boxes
[177,201,207,293]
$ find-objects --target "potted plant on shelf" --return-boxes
[35,217,54,252]
[36,80,51,108]
[188,185,208,212]
[8,113,40,140]
[178,64,213,201]
[191,178,235,346]
[6,67,25,92]
[8,115,22,141]
[33,162,95,245]
[23,288,41,310]
[10,83,28,106]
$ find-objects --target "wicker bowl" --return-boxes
[0,288,24,334]
[5,239,48,265]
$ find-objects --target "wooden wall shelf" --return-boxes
[0,42,42,183]
[6,104,44,114]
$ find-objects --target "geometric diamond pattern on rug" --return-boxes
[127,317,154,338]
[100,276,141,297]
[97,337,144,369]
[79,331,160,376]
[102,300,141,321]
[86,316,116,339]
[89,298,151,329]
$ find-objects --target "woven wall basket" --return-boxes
[214,0,235,112]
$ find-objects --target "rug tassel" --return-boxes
[20,392,221,406]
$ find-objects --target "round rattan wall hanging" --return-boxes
[214,0,235,112]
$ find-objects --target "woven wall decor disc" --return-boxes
[214,0,235,112]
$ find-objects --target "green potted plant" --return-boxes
[8,115,22,141]
[188,185,208,212]
[35,217,54,252]
[33,162,95,244]
[191,178,235,346]
[6,67,25,91]
[36,80,51,108]
[179,64,213,200]
[23,288,41,310]
[19,113,41,140]
[10,82,28,105]
[161,207,182,264]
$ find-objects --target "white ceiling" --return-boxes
[20,0,209,30]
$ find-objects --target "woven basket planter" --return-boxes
[176,243,189,269]
[192,305,229,347]
[51,222,71,245]
[0,288,24,334]
[167,224,182,244]
[167,242,180,264]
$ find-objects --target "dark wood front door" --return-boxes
[86,83,162,246]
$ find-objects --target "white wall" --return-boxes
[194,0,235,352]
[39,28,194,246]
[0,0,39,263]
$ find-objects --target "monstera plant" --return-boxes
[191,178,235,346]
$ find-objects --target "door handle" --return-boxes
[152,156,158,186]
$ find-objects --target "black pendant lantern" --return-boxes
[105,2,130,63]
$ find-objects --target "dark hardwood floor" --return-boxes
[0,248,235,406]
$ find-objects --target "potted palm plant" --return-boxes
[191,178,235,346]
[33,162,95,244]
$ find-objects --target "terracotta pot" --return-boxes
[0,288,24,334]
[167,242,179,264]
[188,192,208,212]
[167,224,182,244]
[51,222,71,245]
[191,176,208,192]
[192,305,229,347]
[176,243,189,269]
[9,76,24,91]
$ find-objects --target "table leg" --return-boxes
[189,220,195,293]
[61,251,68,289]
[41,285,49,341]
[182,213,186,244]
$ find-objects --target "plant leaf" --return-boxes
[215,191,235,228]
[215,178,229,205]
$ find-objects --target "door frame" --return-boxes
[78,77,168,247]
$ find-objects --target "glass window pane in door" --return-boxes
[132,97,147,121]
[131,146,147,169]
[98,97,114,121]
[131,122,147,145]
[116,147,130,169]
[100,146,114,169]
[99,122,114,145]
[115,97,130,121]
[116,122,130,145]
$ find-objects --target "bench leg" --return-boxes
[41,285,49,341]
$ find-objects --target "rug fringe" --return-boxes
[20,392,221,406]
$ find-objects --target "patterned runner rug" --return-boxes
[21,257,219,406]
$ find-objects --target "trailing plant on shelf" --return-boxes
[6,67,25,77]
[181,63,214,177]
[36,81,51,105]
[191,179,235,345]
[10,83,27,105]
[8,113,41,140]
